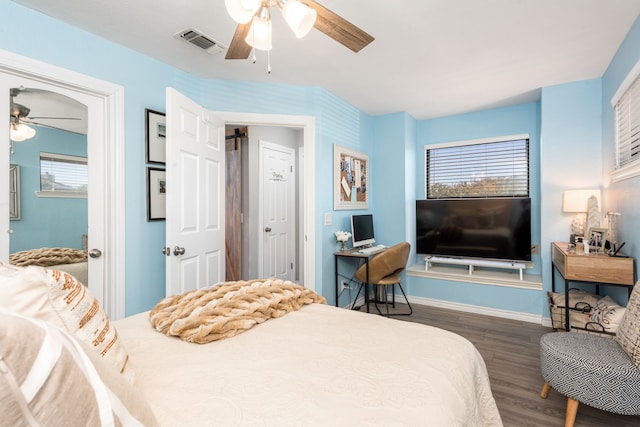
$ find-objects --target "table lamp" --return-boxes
[563,189,601,242]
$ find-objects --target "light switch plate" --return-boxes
[324,212,332,226]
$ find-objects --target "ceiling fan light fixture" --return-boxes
[225,0,261,24]
[10,122,36,142]
[281,0,317,38]
[245,7,272,51]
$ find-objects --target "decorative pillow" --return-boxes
[589,296,626,334]
[549,289,600,311]
[0,264,134,382]
[616,281,640,369]
[0,311,158,426]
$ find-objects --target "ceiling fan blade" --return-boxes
[225,23,253,60]
[28,116,81,120]
[305,1,374,53]
[22,120,85,135]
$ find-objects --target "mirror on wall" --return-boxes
[8,87,89,282]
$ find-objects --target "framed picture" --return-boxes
[9,164,20,220]
[334,144,369,210]
[146,108,166,164]
[147,167,166,221]
[587,227,607,252]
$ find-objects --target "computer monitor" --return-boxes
[351,214,375,248]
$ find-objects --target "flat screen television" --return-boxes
[416,197,531,262]
[351,214,375,248]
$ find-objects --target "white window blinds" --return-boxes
[40,152,88,194]
[614,73,640,169]
[425,138,529,199]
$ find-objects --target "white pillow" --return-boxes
[0,264,134,382]
[0,311,157,426]
[589,295,626,334]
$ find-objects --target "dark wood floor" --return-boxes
[359,301,640,427]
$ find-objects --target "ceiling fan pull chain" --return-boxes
[267,50,271,74]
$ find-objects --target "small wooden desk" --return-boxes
[551,242,635,331]
[334,247,386,312]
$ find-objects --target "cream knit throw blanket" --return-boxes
[149,278,326,344]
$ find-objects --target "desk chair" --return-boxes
[539,281,640,427]
[353,242,412,316]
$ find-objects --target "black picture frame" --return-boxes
[147,167,166,221]
[145,108,166,164]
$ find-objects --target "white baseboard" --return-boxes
[346,294,552,327]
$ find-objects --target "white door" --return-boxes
[165,88,225,296]
[259,141,295,280]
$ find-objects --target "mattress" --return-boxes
[115,303,502,426]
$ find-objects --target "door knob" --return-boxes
[161,247,171,256]
[264,227,272,232]
[173,246,186,256]
[89,248,102,258]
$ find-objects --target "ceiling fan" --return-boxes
[224,0,374,68]
[9,87,82,141]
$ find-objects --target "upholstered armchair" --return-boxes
[539,281,640,427]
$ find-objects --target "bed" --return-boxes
[0,267,502,426]
[116,302,502,425]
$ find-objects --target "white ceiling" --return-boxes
[12,0,640,120]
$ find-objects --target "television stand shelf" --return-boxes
[424,256,526,280]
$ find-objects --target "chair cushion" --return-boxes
[617,281,640,369]
[355,242,410,284]
[540,332,640,415]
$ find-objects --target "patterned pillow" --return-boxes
[0,264,134,382]
[0,311,158,426]
[616,281,640,369]
[590,296,626,334]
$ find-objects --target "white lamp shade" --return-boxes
[225,0,261,24]
[562,189,601,213]
[282,0,317,38]
[245,15,272,51]
[10,123,36,142]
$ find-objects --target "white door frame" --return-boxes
[0,49,126,319]
[214,112,316,292]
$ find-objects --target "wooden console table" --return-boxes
[551,242,635,331]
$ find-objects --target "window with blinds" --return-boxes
[38,152,88,197]
[614,73,640,171]
[425,137,529,199]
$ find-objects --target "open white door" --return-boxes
[165,88,225,296]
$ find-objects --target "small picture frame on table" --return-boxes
[146,109,166,164]
[587,227,607,253]
[147,167,166,221]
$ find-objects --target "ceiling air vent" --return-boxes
[174,28,225,54]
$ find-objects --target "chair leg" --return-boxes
[351,283,364,310]
[540,382,551,399]
[396,283,413,315]
[565,397,579,427]
[384,285,390,317]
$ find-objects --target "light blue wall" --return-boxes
[3,0,638,318]
[9,126,87,252]
[539,79,603,305]
[409,102,543,314]
[1,0,375,312]
[602,15,640,297]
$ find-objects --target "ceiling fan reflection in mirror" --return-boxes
[224,0,374,73]
[9,87,83,143]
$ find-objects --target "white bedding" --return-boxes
[115,303,502,426]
